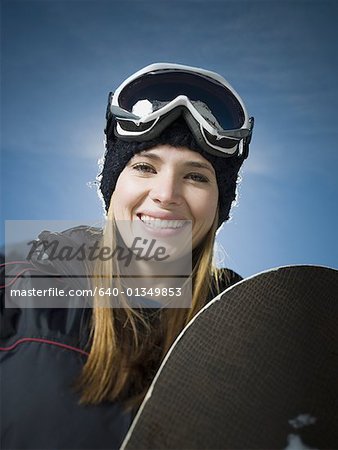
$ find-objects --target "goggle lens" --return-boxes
[118,71,245,131]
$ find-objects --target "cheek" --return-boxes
[111,174,144,219]
[190,189,218,249]
[193,189,219,225]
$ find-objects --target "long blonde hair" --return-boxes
[78,200,221,411]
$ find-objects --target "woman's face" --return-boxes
[111,145,219,250]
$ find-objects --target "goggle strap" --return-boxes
[106,92,114,121]
[242,117,255,159]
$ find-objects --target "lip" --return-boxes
[135,212,191,238]
[136,211,189,221]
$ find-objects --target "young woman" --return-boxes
[0,63,254,449]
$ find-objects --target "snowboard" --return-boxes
[121,265,338,450]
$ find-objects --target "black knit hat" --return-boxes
[99,115,245,229]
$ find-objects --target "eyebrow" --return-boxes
[135,151,215,174]
[185,161,215,174]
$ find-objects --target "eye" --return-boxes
[186,172,210,183]
[131,163,156,174]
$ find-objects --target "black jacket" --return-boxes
[0,226,241,450]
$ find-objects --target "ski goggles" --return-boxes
[108,63,254,158]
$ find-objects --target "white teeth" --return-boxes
[140,214,186,229]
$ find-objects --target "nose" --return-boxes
[149,173,183,206]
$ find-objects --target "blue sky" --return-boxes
[1,0,337,277]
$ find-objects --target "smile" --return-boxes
[138,214,188,230]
